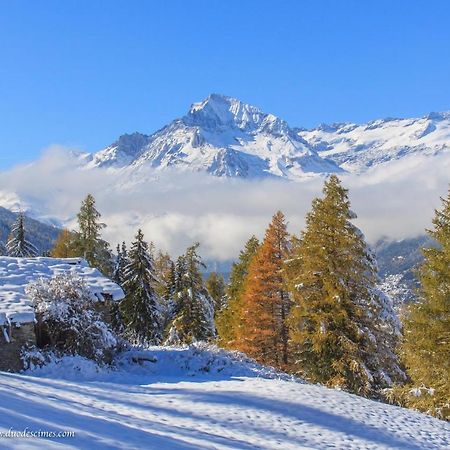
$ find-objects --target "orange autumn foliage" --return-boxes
[236,211,291,368]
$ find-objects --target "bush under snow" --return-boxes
[26,273,119,363]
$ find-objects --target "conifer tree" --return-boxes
[164,260,177,303]
[206,272,227,314]
[113,242,129,286]
[174,254,187,293]
[120,229,162,344]
[216,236,260,349]
[7,212,39,257]
[398,187,450,419]
[167,244,215,344]
[152,250,176,329]
[288,175,403,396]
[160,260,177,330]
[0,240,7,256]
[50,229,78,258]
[110,242,129,334]
[236,212,291,367]
[74,194,113,275]
[153,251,174,298]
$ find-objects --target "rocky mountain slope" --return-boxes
[374,236,435,306]
[81,94,343,179]
[298,112,450,173]
[80,94,450,180]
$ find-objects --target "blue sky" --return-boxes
[1,0,450,169]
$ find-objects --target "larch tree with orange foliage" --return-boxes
[236,211,291,367]
[50,229,79,258]
[216,236,260,349]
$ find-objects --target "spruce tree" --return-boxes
[174,254,187,293]
[7,212,39,257]
[120,230,162,345]
[399,187,450,419]
[236,212,291,367]
[113,242,128,286]
[110,242,129,334]
[0,240,7,256]
[167,244,215,344]
[206,272,227,314]
[288,175,403,396]
[164,260,177,303]
[75,194,113,274]
[216,236,260,349]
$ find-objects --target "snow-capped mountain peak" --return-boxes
[86,132,151,169]
[86,94,341,179]
[299,110,450,172]
[82,95,450,180]
[185,93,285,133]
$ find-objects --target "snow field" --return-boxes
[0,346,448,449]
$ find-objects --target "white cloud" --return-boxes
[0,146,449,261]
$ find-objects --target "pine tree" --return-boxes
[398,187,450,419]
[74,194,113,275]
[206,272,227,314]
[287,175,403,396]
[236,212,291,367]
[167,244,215,344]
[7,212,39,257]
[0,240,7,256]
[120,229,162,345]
[50,229,78,258]
[216,236,260,349]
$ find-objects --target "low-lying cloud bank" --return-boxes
[0,146,449,261]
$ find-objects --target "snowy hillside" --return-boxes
[78,95,450,180]
[0,346,448,449]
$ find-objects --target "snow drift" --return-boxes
[0,345,448,449]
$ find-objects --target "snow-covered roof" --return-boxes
[0,257,125,325]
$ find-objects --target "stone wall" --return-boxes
[0,323,36,372]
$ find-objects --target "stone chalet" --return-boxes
[0,257,124,372]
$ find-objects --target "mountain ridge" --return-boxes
[83,94,343,179]
[79,94,450,180]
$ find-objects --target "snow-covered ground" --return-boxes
[0,346,448,449]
